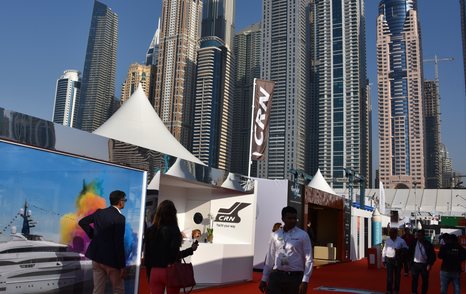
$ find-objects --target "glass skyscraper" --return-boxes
[310,0,369,188]
[231,23,261,176]
[146,18,160,67]
[77,1,118,132]
[259,0,311,179]
[53,70,80,128]
[377,0,425,189]
[192,0,235,170]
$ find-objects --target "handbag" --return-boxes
[166,258,196,293]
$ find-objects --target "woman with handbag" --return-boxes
[144,200,198,294]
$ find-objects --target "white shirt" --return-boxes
[382,237,408,261]
[112,205,122,214]
[262,226,313,283]
[413,241,428,263]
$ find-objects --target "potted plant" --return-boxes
[206,228,214,243]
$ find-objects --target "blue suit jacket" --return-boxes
[79,206,126,269]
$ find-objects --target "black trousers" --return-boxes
[267,270,303,294]
[411,262,429,294]
[386,258,402,293]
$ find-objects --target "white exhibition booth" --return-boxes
[94,86,258,284]
[157,173,256,284]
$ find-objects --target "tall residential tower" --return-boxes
[77,1,118,132]
[153,0,203,149]
[311,0,369,187]
[192,0,235,170]
[377,0,425,189]
[259,0,311,179]
[53,70,81,128]
[231,23,261,176]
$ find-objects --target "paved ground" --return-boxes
[139,257,466,293]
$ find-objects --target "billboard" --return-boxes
[0,140,146,293]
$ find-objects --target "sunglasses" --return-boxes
[121,198,128,202]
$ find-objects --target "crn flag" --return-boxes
[251,79,274,160]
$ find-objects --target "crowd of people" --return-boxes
[77,189,465,294]
[382,227,465,294]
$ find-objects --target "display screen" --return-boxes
[0,140,146,293]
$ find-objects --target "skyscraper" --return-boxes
[424,80,441,188]
[192,0,235,170]
[439,143,453,188]
[259,0,311,179]
[146,18,161,67]
[53,70,81,128]
[120,63,151,104]
[154,0,202,149]
[310,0,369,188]
[231,23,261,176]
[461,0,466,94]
[77,1,118,132]
[377,0,425,189]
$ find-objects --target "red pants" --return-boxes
[149,267,180,294]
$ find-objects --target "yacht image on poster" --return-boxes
[0,201,92,293]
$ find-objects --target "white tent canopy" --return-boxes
[93,85,203,164]
[308,168,337,195]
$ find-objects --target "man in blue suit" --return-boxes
[79,190,127,294]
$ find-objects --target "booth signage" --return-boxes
[215,202,251,223]
[251,79,274,160]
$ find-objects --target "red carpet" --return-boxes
[139,258,466,293]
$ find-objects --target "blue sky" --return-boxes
[0,1,464,178]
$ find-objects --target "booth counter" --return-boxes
[190,243,252,284]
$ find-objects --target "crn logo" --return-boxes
[254,87,270,148]
[215,202,251,223]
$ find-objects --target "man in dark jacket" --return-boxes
[409,229,436,294]
[79,190,127,294]
[438,234,466,294]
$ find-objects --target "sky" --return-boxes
[0,0,465,179]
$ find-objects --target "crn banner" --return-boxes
[251,79,274,160]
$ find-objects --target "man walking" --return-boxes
[438,234,466,294]
[79,190,127,294]
[410,229,436,294]
[401,228,415,276]
[382,228,408,294]
[259,206,313,294]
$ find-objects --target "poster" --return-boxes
[0,140,146,293]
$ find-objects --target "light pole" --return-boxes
[413,181,419,229]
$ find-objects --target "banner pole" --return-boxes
[247,78,257,178]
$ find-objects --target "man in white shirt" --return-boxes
[410,229,436,294]
[259,206,313,294]
[382,228,408,294]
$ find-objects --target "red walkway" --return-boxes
[139,258,465,293]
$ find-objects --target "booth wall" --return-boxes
[253,178,288,269]
[350,207,373,260]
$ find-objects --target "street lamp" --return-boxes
[413,181,419,229]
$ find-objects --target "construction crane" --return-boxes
[423,55,454,84]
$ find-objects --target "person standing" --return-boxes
[401,228,415,276]
[410,229,436,294]
[144,200,198,294]
[78,190,127,294]
[438,234,466,294]
[259,206,313,294]
[382,228,408,294]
